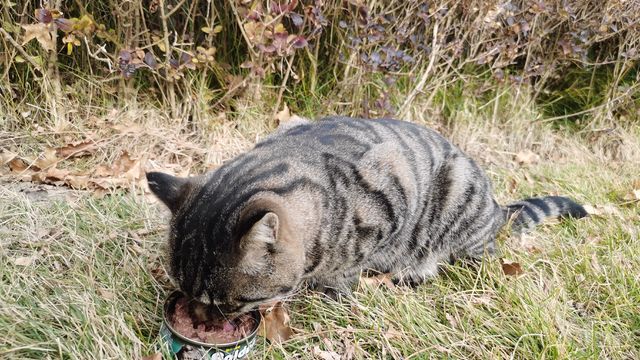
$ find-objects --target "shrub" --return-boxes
[0,0,638,127]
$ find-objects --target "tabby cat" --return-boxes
[147,116,586,315]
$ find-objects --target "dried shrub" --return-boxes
[0,0,637,128]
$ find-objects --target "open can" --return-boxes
[160,291,261,360]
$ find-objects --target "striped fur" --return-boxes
[147,116,587,314]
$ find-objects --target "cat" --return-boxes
[147,116,587,315]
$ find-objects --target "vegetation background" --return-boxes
[1,0,639,358]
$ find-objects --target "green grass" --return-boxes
[1,112,639,359]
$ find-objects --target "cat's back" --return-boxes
[254,116,455,165]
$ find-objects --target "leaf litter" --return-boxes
[258,301,293,343]
[501,259,524,276]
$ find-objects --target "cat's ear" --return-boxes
[239,212,279,273]
[146,172,189,212]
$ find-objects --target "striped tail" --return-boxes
[503,196,588,233]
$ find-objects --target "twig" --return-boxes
[83,37,115,72]
[0,28,43,72]
[162,0,188,19]
[400,20,440,114]
[158,0,178,118]
[272,53,296,123]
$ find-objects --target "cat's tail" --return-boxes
[503,196,588,233]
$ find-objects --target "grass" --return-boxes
[1,88,639,359]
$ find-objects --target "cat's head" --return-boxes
[146,171,304,315]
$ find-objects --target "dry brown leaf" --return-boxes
[112,151,137,175]
[1,151,18,165]
[32,166,70,184]
[22,23,56,52]
[507,177,518,194]
[312,346,341,360]
[512,233,542,253]
[123,157,144,182]
[141,353,162,360]
[8,157,32,172]
[583,204,622,218]
[98,288,116,300]
[258,302,293,343]
[501,260,524,276]
[445,313,459,328]
[44,167,69,181]
[622,189,640,202]
[343,340,356,360]
[274,103,291,124]
[13,255,38,266]
[384,326,403,340]
[35,147,59,169]
[515,150,540,166]
[55,141,95,159]
[360,273,396,290]
[111,123,144,135]
[66,175,90,189]
[469,293,493,306]
[433,344,453,354]
[591,253,603,273]
[93,164,113,177]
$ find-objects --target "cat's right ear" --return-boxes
[146,172,188,212]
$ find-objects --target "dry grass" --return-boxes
[1,85,639,359]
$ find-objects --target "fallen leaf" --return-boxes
[312,346,341,360]
[112,151,137,175]
[22,23,56,52]
[501,260,524,276]
[258,302,293,343]
[98,288,116,300]
[445,313,458,328]
[34,147,59,169]
[8,157,34,172]
[66,174,90,189]
[13,255,38,266]
[384,326,403,340]
[111,123,143,135]
[274,103,291,124]
[343,339,356,360]
[515,150,540,166]
[123,156,144,182]
[141,353,162,360]
[55,141,95,159]
[622,188,640,202]
[591,253,603,273]
[433,344,453,354]
[506,177,518,194]
[511,233,542,253]
[1,151,18,165]
[583,204,622,218]
[469,293,493,306]
[93,164,113,177]
[360,273,396,290]
[31,166,70,184]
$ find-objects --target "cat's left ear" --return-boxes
[239,212,279,273]
[146,172,189,212]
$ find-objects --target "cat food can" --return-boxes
[160,291,261,360]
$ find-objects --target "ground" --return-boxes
[1,99,639,359]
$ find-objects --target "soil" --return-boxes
[169,296,256,344]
